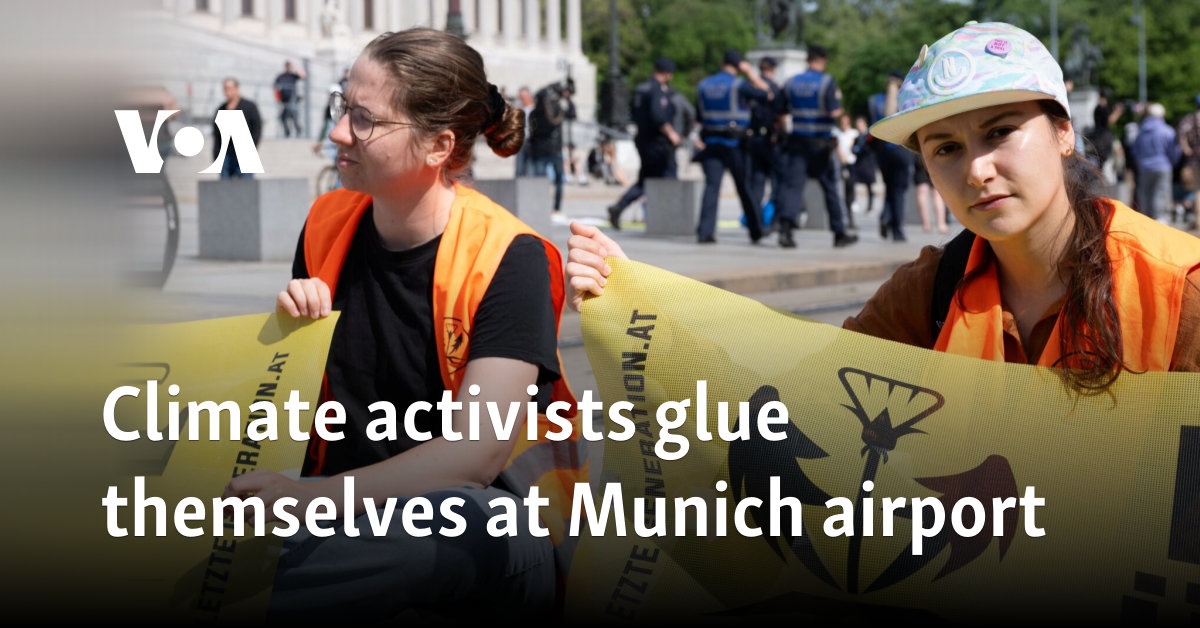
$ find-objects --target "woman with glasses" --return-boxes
[223,28,582,621]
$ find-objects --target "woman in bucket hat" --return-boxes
[566,21,1200,391]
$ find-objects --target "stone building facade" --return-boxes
[131,0,596,140]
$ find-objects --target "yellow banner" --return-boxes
[21,313,337,624]
[566,259,1199,625]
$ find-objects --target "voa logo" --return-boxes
[114,109,264,174]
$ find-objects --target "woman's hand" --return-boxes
[277,278,332,319]
[566,221,627,312]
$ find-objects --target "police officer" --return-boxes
[608,57,680,230]
[776,45,858,248]
[869,70,913,241]
[746,56,786,234]
[694,49,772,244]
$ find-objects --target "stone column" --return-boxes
[502,0,520,47]
[477,0,498,40]
[222,0,238,27]
[348,0,362,35]
[409,0,431,28]
[546,0,560,50]
[430,0,448,29]
[566,0,580,53]
[387,0,402,31]
[265,0,281,36]
[307,0,322,39]
[523,0,539,42]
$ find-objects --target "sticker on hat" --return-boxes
[926,48,974,95]
[985,38,1011,57]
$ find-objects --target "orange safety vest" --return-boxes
[934,200,1200,371]
[301,184,586,591]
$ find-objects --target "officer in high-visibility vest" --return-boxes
[776,45,859,248]
[694,49,773,244]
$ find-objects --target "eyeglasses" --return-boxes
[329,91,414,142]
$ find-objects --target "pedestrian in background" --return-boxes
[273,60,306,138]
[777,45,858,248]
[528,80,575,218]
[514,85,535,177]
[1131,102,1180,221]
[849,115,878,215]
[833,113,858,229]
[869,70,914,241]
[1176,94,1200,230]
[912,153,947,233]
[212,77,262,179]
[608,57,680,230]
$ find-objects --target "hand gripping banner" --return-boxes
[565,258,1199,626]
[71,313,337,624]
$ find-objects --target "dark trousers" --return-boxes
[778,136,846,235]
[842,165,857,212]
[697,141,761,241]
[514,146,533,177]
[614,137,676,213]
[875,142,913,239]
[530,152,565,211]
[280,98,301,138]
[747,134,783,218]
[219,149,253,179]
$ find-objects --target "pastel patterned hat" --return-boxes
[869,21,1070,149]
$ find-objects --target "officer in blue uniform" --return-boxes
[868,70,914,241]
[776,46,858,248]
[608,57,680,230]
[694,49,772,244]
[746,56,786,234]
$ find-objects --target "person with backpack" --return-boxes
[527,80,575,217]
[566,21,1200,389]
[607,57,680,230]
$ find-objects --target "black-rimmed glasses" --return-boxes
[328,91,414,142]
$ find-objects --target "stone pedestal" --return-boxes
[797,182,837,230]
[472,177,553,236]
[198,178,309,261]
[644,178,701,237]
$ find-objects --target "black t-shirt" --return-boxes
[292,208,561,476]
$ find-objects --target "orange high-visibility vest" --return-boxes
[302,184,586,590]
[934,200,1200,371]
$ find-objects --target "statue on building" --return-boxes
[755,0,804,48]
[1063,23,1103,88]
[320,0,351,40]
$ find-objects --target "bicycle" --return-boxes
[122,171,180,290]
[315,162,340,197]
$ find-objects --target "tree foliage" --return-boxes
[581,0,1200,124]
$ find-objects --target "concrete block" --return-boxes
[793,181,850,231]
[644,178,701,236]
[473,177,553,237]
[198,178,310,261]
[799,182,829,230]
